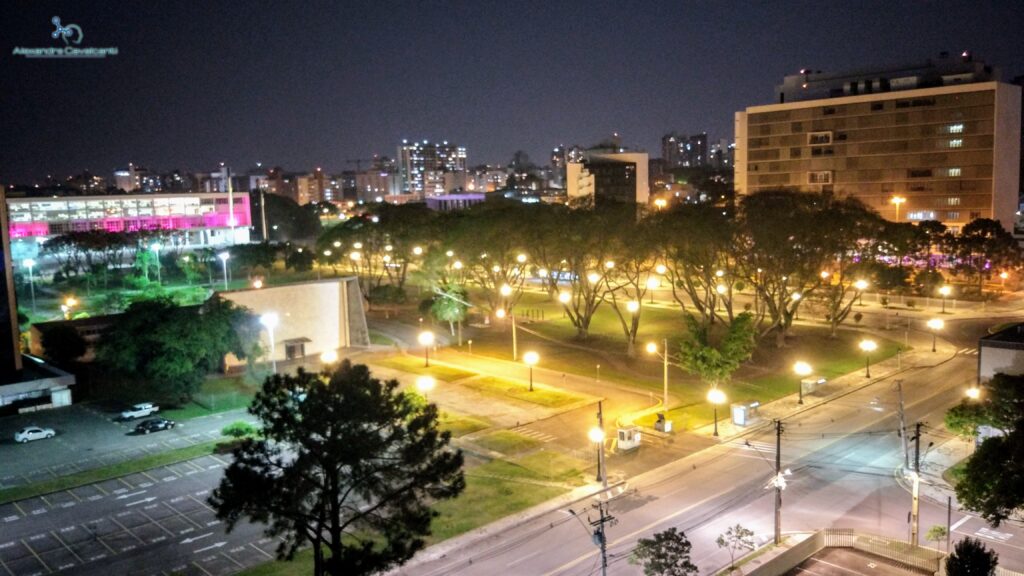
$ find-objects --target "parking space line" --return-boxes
[192,561,214,576]
[0,553,13,576]
[11,502,26,517]
[118,478,134,489]
[141,471,160,483]
[93,483,109,496]
[20,538,52,574]
[50,530,84,564]
[84,525,117,555]
[39,495,53,509]
[109,517,145,544]
[221,552,244,568]
[249,543,274,559]
[65,490,82,502]
[137,509,175,536]
[185,460,206,473]
[163,502,204,529]
[209,454,230,466]
[188,495,216,513]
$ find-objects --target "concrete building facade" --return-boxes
[567,151,650,205]
[735,81,1021,231]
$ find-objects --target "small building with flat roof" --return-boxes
[977,322,1024,382]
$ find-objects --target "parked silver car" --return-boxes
[14,426,55,443]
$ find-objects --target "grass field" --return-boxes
[439,411,491,437]
[162,376,258,420]
[456,376,586,408]
[472,430,542,455]
[372,355,477,382]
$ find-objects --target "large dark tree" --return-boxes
[95,297,259,400]
[209,362,465,576]
[955,420,1024,525]
[40,324,87,365]
[946,537,999,576]
[947,218,1019,293]
[631,527,699,576]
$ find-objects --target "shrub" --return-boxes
[222,421,257,438]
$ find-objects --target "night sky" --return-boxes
[2,1,1022,184]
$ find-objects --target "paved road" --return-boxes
[396,334,1024,576]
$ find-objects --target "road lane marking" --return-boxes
[126,497,157,507]
[249,543,274,558]
[181,532,213,545]
[209,455,230,466]
[3,516,19,523]
[221,552,244,567]
[50,530,84,564]
[194,542,226,554]
[20,538,52,574]
[116,490,148,500]
[950,515,971,531]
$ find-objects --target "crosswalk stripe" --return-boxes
[512,428,556,442]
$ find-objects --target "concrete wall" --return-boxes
[220,278,369,368]
[748,532,823,576]
[978,345,1024,382]
[993,83,1022,232]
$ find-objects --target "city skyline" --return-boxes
[2,0,1023,184]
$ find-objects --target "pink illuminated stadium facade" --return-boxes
[7,192,252,259]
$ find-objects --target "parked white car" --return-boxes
[120,403,159,420]
[15,427,55,443]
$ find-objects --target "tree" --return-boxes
[95,297,259,401]
[209,362,465,576]
[40,324,87,365]
[716,524,755,573]
[955,419,1024,525]
[945,373,1024,436]
[945,402,987,441]
[679,312,757,389]
[605,209,659,355]
[947,219,1019,294]
[631,527,698,576]
[946,537,998,576]
[429,284,469,338]
[926,525,948,553]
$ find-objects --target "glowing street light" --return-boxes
[859,339,878,378]
[260,312,279,374]
[626,300,640,314]
[523,351,539,392]
[654,198,667,209]
[416,375,436,401]
[217,252,230,290]
[587,272,601,284]
[61,296,78,320]
[453,260,463,270]
[707,388,727,437]
[794,361,812,404]
[1000,271,1009,288]
[655,264,667,275]
[938,285,952,313]
[927,318,944,352]
[647,276,660,303]
[891,196,906,221]
[965,386,980,400]
[500,284,513,297]
[417,331,435,367]
[590,400,607,487]
[412,246,423,256]
[22,258,36,313]
[516,253,527,264]
[150,243,162,285]
[854,279,869,305]
[558,291,571,304]
[320,349,338,364]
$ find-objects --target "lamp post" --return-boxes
[715,284,727,311]
[320,350,338,365]
[707,387,727,437]
[938,285,952,314]
[150,242,162,285]
[891,196,906,221]
[61,296,77,320]
[260,312,279,374]
[1000,271,1009,289]
[646,277,659,304]
[854,279,869,306]
[22,259,36,313]
[794,361,812,405]
[927,318,944,352]
[495,307,517,361]
[418,331,435,367]
[217,251,230,290]
[416,375,436,402]
[589,401,607,488]
[966,386,980,400]
[859,339,877,378]
[523,351,539,392]
[646,340,670,416]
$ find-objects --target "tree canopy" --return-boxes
[209,362,464,576]
[946,537,999,576]
[631,527,699,576]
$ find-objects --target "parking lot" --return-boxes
[787,547,932,576]
[0,404,250,489]
[0,454,279,576]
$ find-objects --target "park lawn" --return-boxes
[439,411,490,438]
[0,440,222,506]
[237,456,570,576]
[457,376,585,408]
[472,430,542,455]
[372,355,477,382]
[512,450,589,485]
[368,329,398,346]
[162,376,258,420]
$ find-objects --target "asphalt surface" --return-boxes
[786,548,930,576]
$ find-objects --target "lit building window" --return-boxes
[947,124,964,134]
[949,139,963,148]
[907,211,936,221]
[947,168,962,177]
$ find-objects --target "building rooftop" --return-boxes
[980,323,1024,347]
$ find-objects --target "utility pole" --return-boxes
[911,421,922,547]
[596,401,607,488]
[774,419,784,545]
[895,381,909,470]
[590,499,616,576]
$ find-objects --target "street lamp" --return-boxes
[938,285,952,313]
[61,296,78,320]
[794,361,812,405]
[589,425,606,486]
[418,331,435,367]
[22,258,36,313]
[927,318,944,352]
[1000,271,1009,288]
[655,264,667,275]
[626,300,640,314]
[707,388,727,437]
[891,196,906,221]
[500,284,513,297]
[854,279,869,306]
[260,312,279,374]
[647,340,670,417]
[654,198,667,209]
[966,386,981,400]
[859,339,877,378]
[558,291,571,304]
[150,243,162,285]
[523,351,539,392]
[217,251,230,290]
[416,375,436,401]
[646,277,659,303]
[320,350,338,365]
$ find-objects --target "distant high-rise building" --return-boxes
[662,132,709,167]
[710,139,735,169]
[113,164,154,192]
[64,171,106,193]
[736,53,1021,231]
[662,133,684,167]
[567,151,649,206]
[397,140,467,196]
